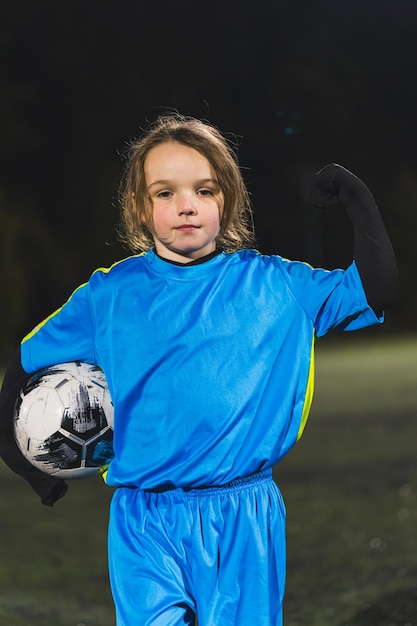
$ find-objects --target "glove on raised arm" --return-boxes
[306,163,398,313]
[0,349,68,506]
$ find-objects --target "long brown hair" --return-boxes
[118,113,255,253]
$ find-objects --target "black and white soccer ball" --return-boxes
[14,361,114,479]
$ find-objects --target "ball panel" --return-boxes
[85,429,114,467]
[30,431,82,471]
[17,386,66,438]
[60,382,109,441]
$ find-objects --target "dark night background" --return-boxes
[1,0,416,359]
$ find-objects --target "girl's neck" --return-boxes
[154,248,222,267]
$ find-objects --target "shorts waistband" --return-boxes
[141,469,273,496]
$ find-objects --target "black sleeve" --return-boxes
[0,348,68,506]
[306,163,398,314]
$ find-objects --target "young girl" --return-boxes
[0,113,398,625]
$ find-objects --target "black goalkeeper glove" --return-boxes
[306,163,377,226]
[306,163,398,312]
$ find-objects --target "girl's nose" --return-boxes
[178,195,197,215]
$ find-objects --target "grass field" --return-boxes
[0,332,416,625]
[280,333,417,626]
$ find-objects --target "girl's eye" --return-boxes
[197,188,214,196]
[157,191,172,199]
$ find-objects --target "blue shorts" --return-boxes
[108,470,286,626]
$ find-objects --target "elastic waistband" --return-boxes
[141,469,273,497]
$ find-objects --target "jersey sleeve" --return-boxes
[1,280,96,506]
[21,281,96,374]
[279,259,383,337]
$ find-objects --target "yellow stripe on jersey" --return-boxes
[296,334,315,441]
[21,281,89,344]
[100,465,109,483]
[21,254,145,345]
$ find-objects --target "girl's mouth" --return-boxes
[176,225,199,231]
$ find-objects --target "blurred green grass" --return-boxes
[278,333,417,626]
[0,469,115,626]
[0,333,416,625]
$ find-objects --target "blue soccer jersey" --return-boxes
[21,249,382,489]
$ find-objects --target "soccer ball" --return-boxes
[14,361,114,479]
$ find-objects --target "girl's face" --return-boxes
[144,142,224,263]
